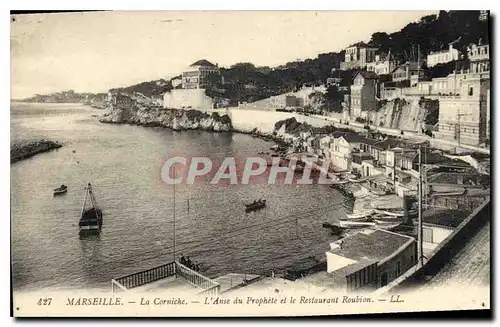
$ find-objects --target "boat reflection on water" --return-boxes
[79,232,103,287]
[79,229,102,240]
[79,233,101,267]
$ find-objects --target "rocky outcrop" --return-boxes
[99,105,232,132]
[11,139,62,163]
[375,97,439,132]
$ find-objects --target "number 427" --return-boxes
[37,298,52,306]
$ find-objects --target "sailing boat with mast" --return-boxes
[78,183,103,234]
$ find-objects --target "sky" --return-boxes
[11,10,435,99]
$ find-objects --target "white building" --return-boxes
[181,59,221,89]
[329,134,365,171]
[163,89,214,110]
[350,71,379,119]
[340,42,378,70]
[171,76,183,88]
[366,53,396,76]
[426,44,460,67]
[468,43,490,74]
[435,73,490,146]
[325,229,417,290]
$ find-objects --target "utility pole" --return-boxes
[417,145,424,268]
[173,167,176,262]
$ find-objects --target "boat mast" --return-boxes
[88,183,99,209]
[80,184,89,218]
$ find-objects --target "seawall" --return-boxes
[100,104,335,137]
[226,108,332,134]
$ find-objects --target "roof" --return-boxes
[366,174,391,182]
[360,137,381,146]
[332,259,378,277]
[189,59,217,67]
[311,127,329,134]
[400,151,419,160]
[428,46,457,55]
[355,71,379,80]
[328,229,414,262]
[373,139,406,150]
[396,169,414,178]
[422,209,472,228]
[427,172,490,186]
[339,133,366,143]
[352,151,373,159]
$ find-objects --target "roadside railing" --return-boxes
[175,261,220,294]
[198,284,221,296]
[111,261,220,296]
[112,261,176,292]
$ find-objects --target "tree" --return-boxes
[308,92,325,113]
[369,32,391,51]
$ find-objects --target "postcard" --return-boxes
[10,10,491,317]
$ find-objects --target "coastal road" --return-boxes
[209,107,489,155]
[423,220,490,288]
[311,114,490,155]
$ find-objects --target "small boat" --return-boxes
[332,179,349,185]
[245,199,267,213]
[339,221,376,228]
[375,221,402,230]
[53,184,68,196]
[379,209,418,218]
[78,183,103,235]
[373,215,402,223]
[348,177,367,183]
[342,210,374,221]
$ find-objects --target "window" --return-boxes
[397,261,402,276]
[469,86,474,96]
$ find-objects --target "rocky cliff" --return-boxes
[100,105,233,132]
[374,97,439,132]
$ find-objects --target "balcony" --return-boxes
[111,261,221,296]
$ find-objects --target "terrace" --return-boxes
[111,261,221,296]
